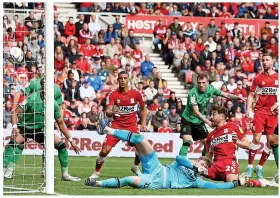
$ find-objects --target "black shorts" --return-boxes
[274,125,278,135]
[18,126,45,145]
[180,117,208,141]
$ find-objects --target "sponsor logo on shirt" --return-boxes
[211,134,232,147]
[256,87,278,95]
[118,105,137,114]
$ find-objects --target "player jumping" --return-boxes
[245,53,278,179]
[88,71,147,179]
[3,79,81,181]
[84,114,247,189]
[180,72,246,157]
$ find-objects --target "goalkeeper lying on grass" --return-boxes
[4,79,81,181]
[85,112,246,189]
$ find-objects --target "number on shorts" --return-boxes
[225,166,231,172]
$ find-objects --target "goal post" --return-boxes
[2,2,54,194]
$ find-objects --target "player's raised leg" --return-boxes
[85,176,143,188]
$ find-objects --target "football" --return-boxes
[7,47,24,64]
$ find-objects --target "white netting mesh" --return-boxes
[3,2,47,194]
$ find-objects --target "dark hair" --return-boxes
[197,72,209,81]
[262,53,274,59]
[106,24,116,40]
[212,105,228,118]
[198,156,212,168]
[118,71,129,78]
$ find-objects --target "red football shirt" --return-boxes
[107,88,145,130]
[250,72,278,115]
[206,122,245,161]
[158,127,172,133]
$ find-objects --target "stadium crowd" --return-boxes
[2,2,279,134]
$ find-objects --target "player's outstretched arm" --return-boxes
[201,180,237,189]
[56,117,81,154]
[11,105,24,136]
[175,155,195,169]
[219,91,246,102]
[193,106,212,127]
[234,136,251,150]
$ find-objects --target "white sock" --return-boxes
[104,126,115,135]
[248,164,253,168]
[257,165,263,169]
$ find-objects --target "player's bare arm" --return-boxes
[192,105,212,127]
[219,91,246,102]
[206,152,213,162]
[12,90,24,111]
[234,136,251,150]
[246,92,256,117]
[271,93,279,115]
[105,105,117,118]
[56,117,81,154]
[140,106,148,131]
[11,105,23,136]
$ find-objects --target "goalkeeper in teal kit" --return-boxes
[85,113,246,189]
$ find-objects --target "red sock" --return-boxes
[258,149,271,166]
[134,153,140,166]
[248,149,257,165]
[247,179,262,187]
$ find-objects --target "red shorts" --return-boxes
[208,158,239,182]
[253,112,278,135]
[103,124,139,147]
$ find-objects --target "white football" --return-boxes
[7,47,24,63]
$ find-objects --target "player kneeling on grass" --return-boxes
[84,112,246,189]
[3,79,81,181]
[199,106,277,187]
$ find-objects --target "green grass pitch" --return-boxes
[3,156,279,195]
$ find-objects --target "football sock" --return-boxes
[55,141,69,176]
[248,142,258,166]
[100,177,136,188]
[4,140,24,166]
[258,145,271,166]
[179,140,191,157]
[95,155,106,173]
[271,144,278,168]
[113,130,144,145]
[246,179,262,187]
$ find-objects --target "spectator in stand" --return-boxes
[64,17,76,37]
[247,31,261,48]
[122,29,139,51]
[112,15,123,31]
[89,3,102,12]
[27,37,40,60]
[152,107,165,132]
[62,70,74,92]
[129,69,140,88]
[199,45,211,66]
[232,80,248,112]
[227,77,237,93]
[213,31,222,44]
[78,23,94,44]
[54,35,67,52]
[154,72,165,90]
[182,22,194,41]
[169,4,181,16]
[79,3,92,12]
[207,6,220,17]
[167,32,180,68]
[195,37,205,54]
[15,21,29,42]
[118,25,128,41]
[104,38,118,59]
[54,15,64,36]
[121,51,135,69]
[230,22,241,39]
[132,43,143,65]
[77,117,96,131]
[88,15,101,44]
[97,61,109,82]
[137,81,145,96]
[211,74,224,90]
[194,4,206,17]
[208,65,217,83]
[111,3,125,13]
[204,36,217,53]
[167,91,177,108]
[92,44,104,60]
[106,68,119,90]
[144,80,158,105]
[104,24,118,44]
[79,80,96,101]
[162,102,170,117]
[149,96,161,114]
[24,11,36,31]
[173,43,186,70]
[225,42,237,62]
[265,37,278,57]
[68,100,80,118]
[263,7,276,19]
[167,105,180,130]
[219,5,232,18]
[75,14,85,37]
[64,79,81,104]
[241,54,254,73]
[173,123,181,133]
[125,3,138,14]
[260,33,269,50]
[261,21,272,39]
[141,54,154,79]
[169,17,182,35]
[158,119,173,133]
[176,98,185,116]
[87,105,99,130]
[160,80,171,100]
[76,54,90,74]
[148,67,158,81]
[69,61,82,82]
[234,106,243,123]
[88,68,103,92]
[80,38,95,60]
[4,101,12,129]
[206,19,219,37]
[153,18,167,52]
[254,54,263,73]
[104,57,115,74]
[115,38,124,55]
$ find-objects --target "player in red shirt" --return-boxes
[245,53,278,179]
[89,71,147,179]
[204,106,250,183]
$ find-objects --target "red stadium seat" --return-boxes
[67,36,78,44]
[60,36,67,45]
[185,70,193,84]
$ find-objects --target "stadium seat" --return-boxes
[67,36,78,44]
[185,70,193,84]
[60,36,67,45]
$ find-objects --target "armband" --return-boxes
[12,125,18,129]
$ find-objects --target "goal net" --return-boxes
[2,2,54,194]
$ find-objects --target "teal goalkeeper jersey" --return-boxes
[182,85,221,125]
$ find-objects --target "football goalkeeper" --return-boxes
[84,113,246,189]
[4,79,81,181]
